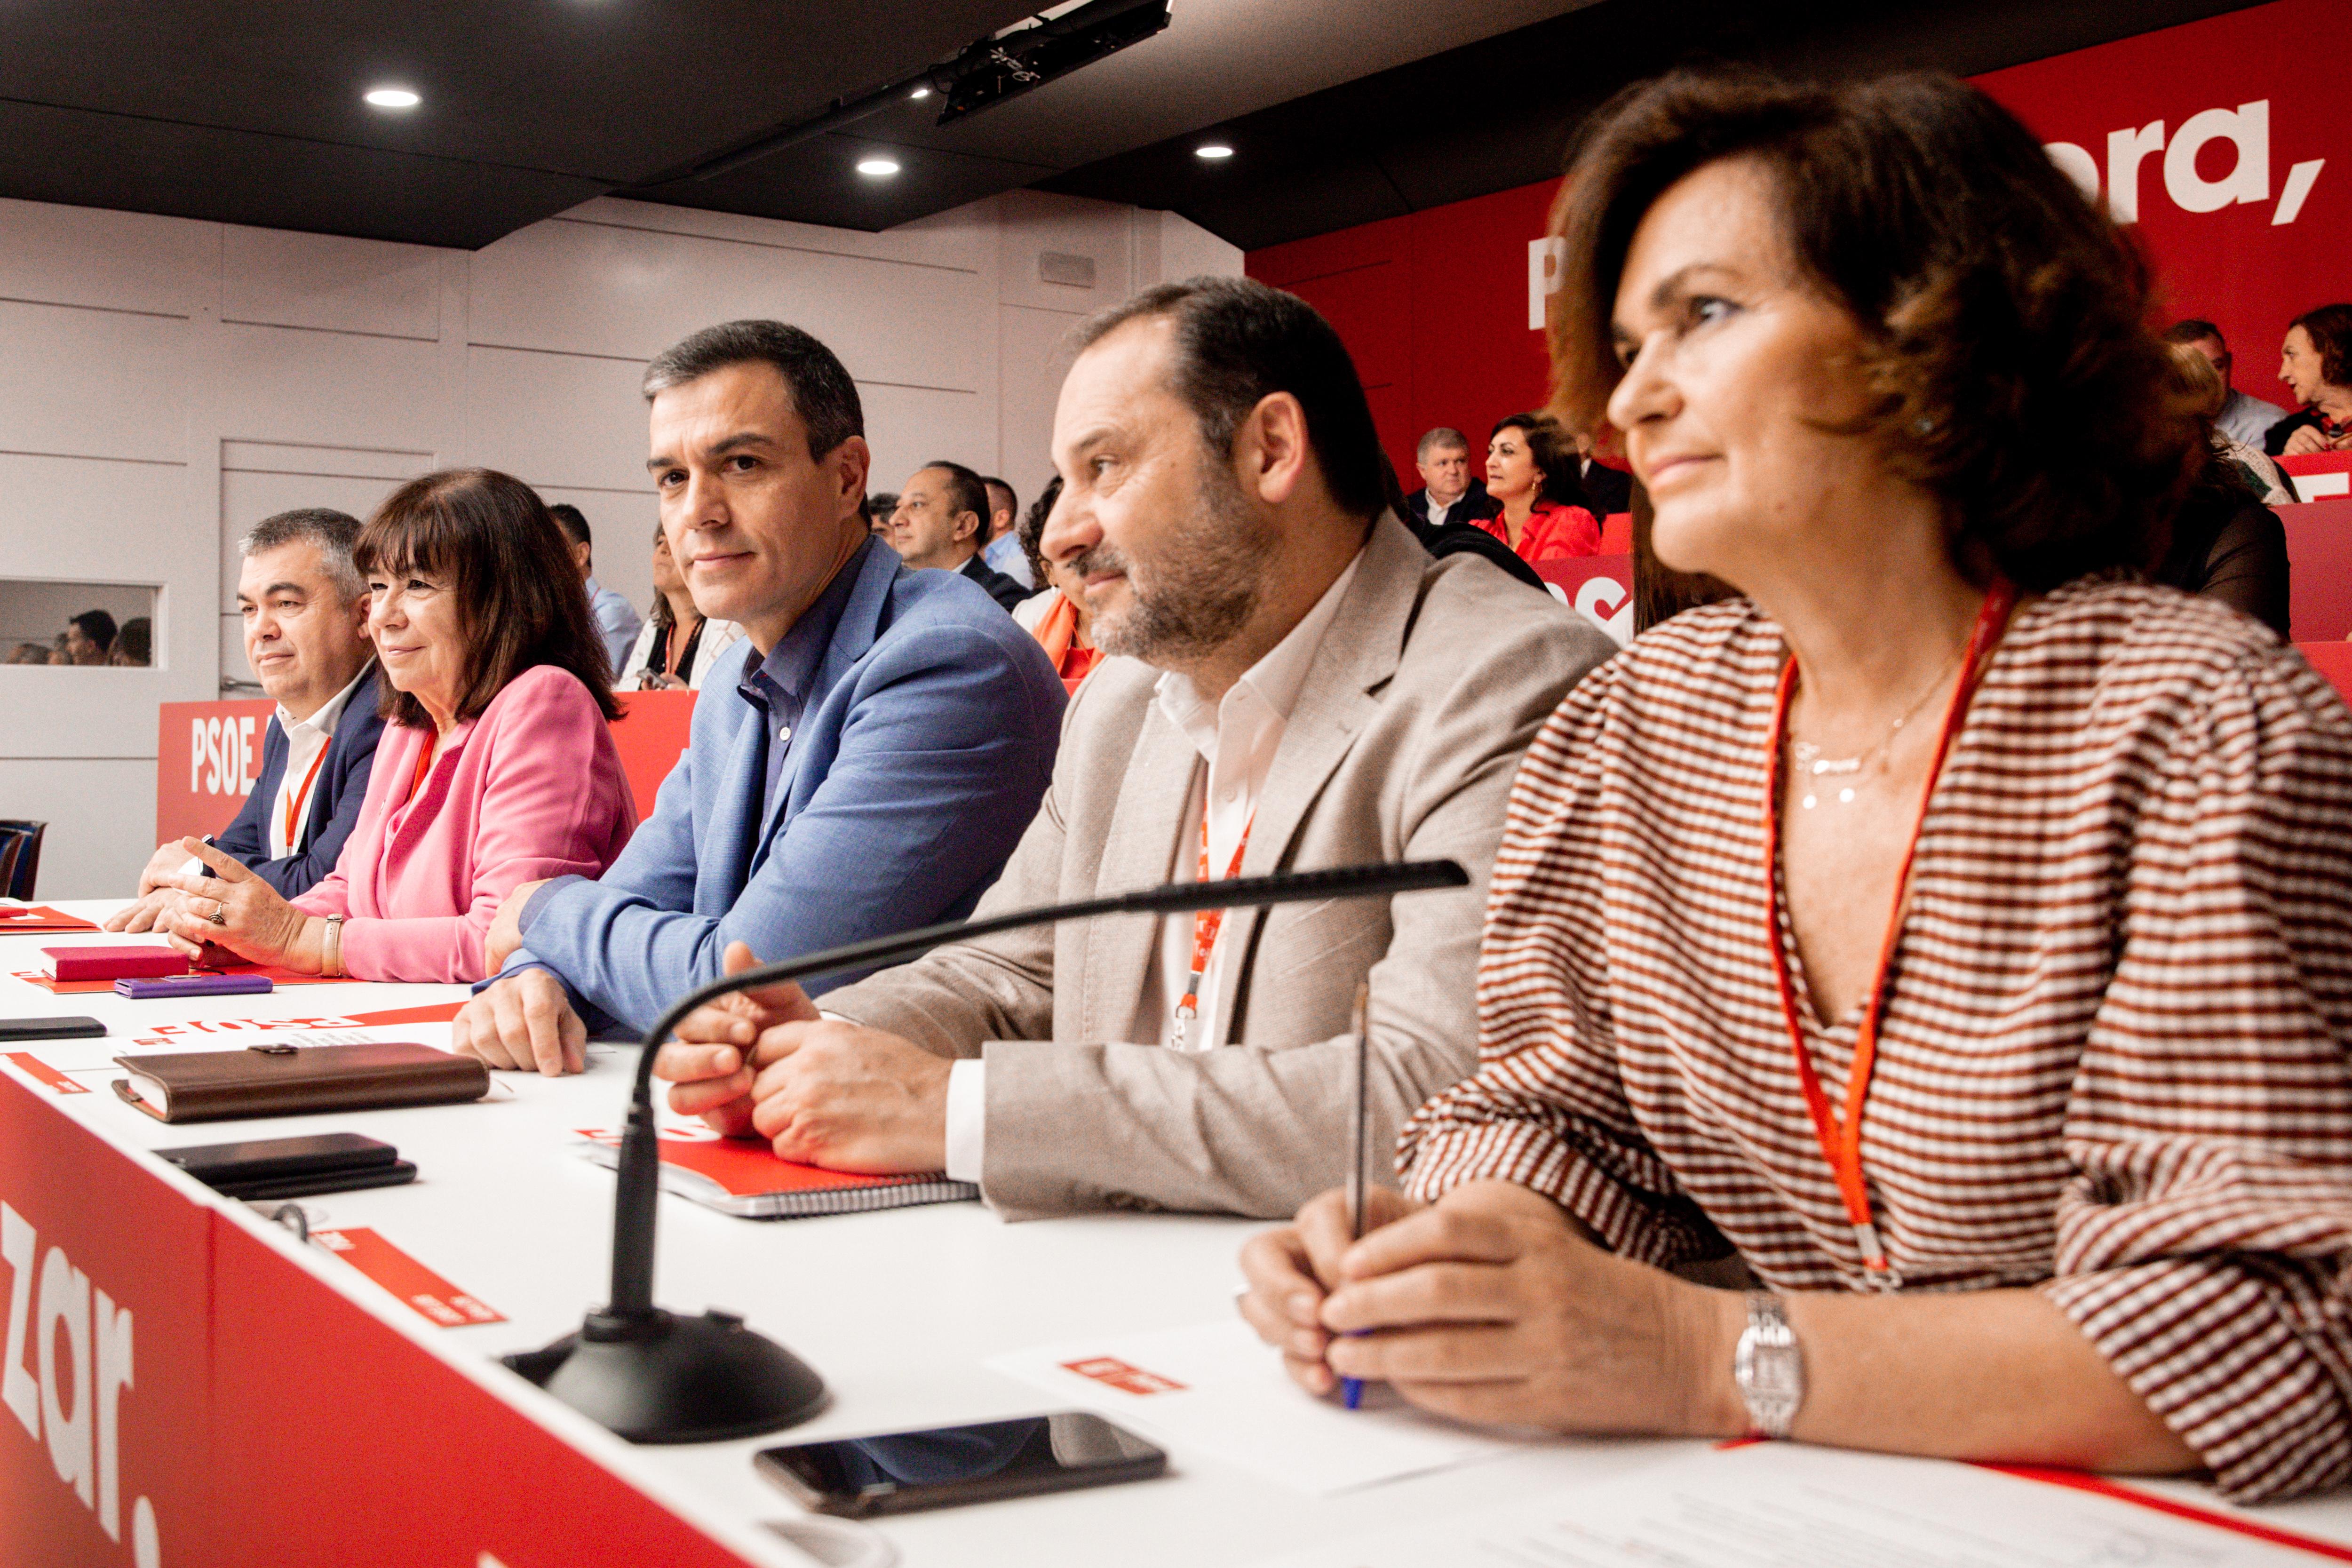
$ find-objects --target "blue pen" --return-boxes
[1341,981,1369,1410]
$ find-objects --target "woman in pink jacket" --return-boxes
[163,468,637,983]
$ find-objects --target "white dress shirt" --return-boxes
[941,549,1366,1182]
[266,662,371,859]
[1422,493,1457,530]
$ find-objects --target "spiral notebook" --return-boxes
[574,1128,978,1219]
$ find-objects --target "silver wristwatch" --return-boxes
[1733,1291,1804,1439]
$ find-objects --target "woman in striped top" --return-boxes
[1240,70,2352,1504]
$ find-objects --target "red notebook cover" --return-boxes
[0,906,100,933]
[40,946,190,981]
[575,1129,977,1218]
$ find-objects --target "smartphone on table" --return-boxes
[755,1412,1165,1517]
[155,1130,416,1200]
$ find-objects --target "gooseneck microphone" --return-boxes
[503,858,1469,1444]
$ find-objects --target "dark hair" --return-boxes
[355,468,620,727]
[111,617,151,664]
[866,493,897,523]
[1018,474,1064,586]
[546,501,591,550]
[2163,318,2225,347]
[641,320,865,460]
[1074,276,1386,518]
[922,461,991,535]
[69,610,116,648]
[981,476,1017,519]
[1489,412,1591,511]
[2291,304,2352,390]
[1548,70,2199,591]
[242,507,366,601]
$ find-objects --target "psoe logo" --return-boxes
[191,714,257,799]
[2042,99,2325,226]
[2,1202,159,1567]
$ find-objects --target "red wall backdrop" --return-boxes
[1247,0,2347,487]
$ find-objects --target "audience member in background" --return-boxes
[63,610,115,666]
[106,617,151,666]
[108,508,384,923]
[1403,428,1498,533]
[622,519,743,689]
[2271,304,2352,456]
[865,492,896,534]
[158,470,636,983]
[1384,448,1549,591]
[888,461,1029,611]
[2164,318,2288,450]
[652,277,1613,1219]
[548,501,644,677]
[1243,69,2352,1504]
[45,635,68,666]
[1479,413,1601,561]
[1009,475,1101,695]
[979,475,1036,592]
[8,643,46,664]
[2154,346,2291,638]
[2168,341,2295,505]
[1574,430,1635,517]
[452,320,1062,1075]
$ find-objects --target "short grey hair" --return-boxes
[641,320,864,461]
[1415,427,1470,461]
[239,508,365,602]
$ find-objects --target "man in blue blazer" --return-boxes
[452,320,1064,1073]
[108,509,383,931]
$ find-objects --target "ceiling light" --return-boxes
[909,86,933,100]
[856,158,901,177]
[1195,142,1234,160]
[363,87,421,110]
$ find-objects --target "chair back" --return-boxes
[0,820,46,900]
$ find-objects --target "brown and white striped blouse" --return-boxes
[1399,575,2352,1503]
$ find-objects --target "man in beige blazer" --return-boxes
[655,276,1614,1220]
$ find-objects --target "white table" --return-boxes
[7,901,2352,1566]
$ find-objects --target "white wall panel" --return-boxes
[464,345,650,493]
[1155,211,1244,286]
[540,484,659,630]
[0,198,212,318]
[998,304,1086,502]
[222,226,444,342]
[0,758,156,898]
[860,384,993,507]
[996,191,1134,314]
[471,218,987,391]
[216,322,445,454]
[561,197,993,276]
[0,301,190,462]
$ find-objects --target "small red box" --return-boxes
[40,946,190,982]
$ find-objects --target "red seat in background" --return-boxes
[1598,512,1633,554]
[2281,498,2352,642]
[2297,641,2352,707]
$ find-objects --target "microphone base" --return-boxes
[502,1307,828,1444]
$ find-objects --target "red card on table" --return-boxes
[1060,1355,1187,1396]
[4,1052,88,1094]
[0,906,100,933]
[310,1227,504,1328]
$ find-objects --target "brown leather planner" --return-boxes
[110,1041,490,1123]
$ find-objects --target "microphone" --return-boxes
[502,858,1469,1444]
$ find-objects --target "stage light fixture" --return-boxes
[363,88,421,110]
[1195,142,1234,160]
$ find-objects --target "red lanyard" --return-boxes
[1761,579,2017,1284]
[404,735,439,808]
[281,741,330,849]
[1172,802,1253,1051]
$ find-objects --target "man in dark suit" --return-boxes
[107,509,384,932]
[888,460,1029,610]
[1402,427,1500,534]
[1578,436,1635,519]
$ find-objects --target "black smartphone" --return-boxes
[0,1016,104,1042]
[755,1413,1166,1517]
[156,1131,415,1199]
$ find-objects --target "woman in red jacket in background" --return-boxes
[1478,411,1602,561]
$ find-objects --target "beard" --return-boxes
[1071,455,1276,667]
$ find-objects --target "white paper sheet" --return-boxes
[984,1318,1527,1496]
[1252,1441,2342,1566]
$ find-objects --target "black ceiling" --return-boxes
[0,0,2277,254]
[1042,0,2276,252]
